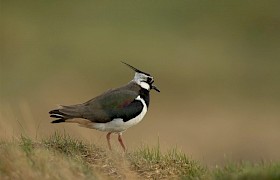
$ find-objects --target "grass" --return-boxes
[1,134,98,179]
[212,161,280,180]
[0,133,280,180]
[128,144,206,179]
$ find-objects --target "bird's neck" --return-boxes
[128,81,150,107]
[139,87,150,108]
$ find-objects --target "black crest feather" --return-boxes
[121,61,150,76]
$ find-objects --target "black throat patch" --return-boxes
[139,88,150,108]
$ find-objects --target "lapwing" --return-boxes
[49,62,160,152]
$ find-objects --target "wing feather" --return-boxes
[81,89,142,123]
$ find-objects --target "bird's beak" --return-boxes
[152,85,160,92]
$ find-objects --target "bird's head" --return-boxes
[122,61,160,92]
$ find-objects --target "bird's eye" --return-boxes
[147,77,154,83]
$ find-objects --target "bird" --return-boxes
[49,62,160,152]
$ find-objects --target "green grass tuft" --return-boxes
[42,132,90,157]
[213,161,280,180]
[20,135,34,156]
[128,144,206,179]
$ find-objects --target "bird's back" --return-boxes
[50,81,143,123]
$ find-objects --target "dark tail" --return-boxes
[49,105,83,123]
[51,119,66,123]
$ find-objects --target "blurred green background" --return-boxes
[1,0,280,165]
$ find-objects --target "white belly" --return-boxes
[90,96,147,132]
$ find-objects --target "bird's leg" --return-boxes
[106,132,112,150]
[118,133,126,152]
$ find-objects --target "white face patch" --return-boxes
[139,81,150,90]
